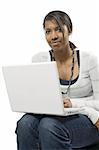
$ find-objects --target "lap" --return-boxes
[16,113,99,148]
[37,114,99,148]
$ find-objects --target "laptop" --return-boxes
[2,62,83,116]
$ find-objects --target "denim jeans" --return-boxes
[15,114,99,150]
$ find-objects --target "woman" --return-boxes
[16,10,99,150]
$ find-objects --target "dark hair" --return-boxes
[43,10,72,34]
[43,10,76,49]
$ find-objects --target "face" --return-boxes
[44,19,70,51]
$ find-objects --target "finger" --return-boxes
[64,103,69,108]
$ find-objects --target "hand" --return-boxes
[63,99,72,108]
[95,119,99,130]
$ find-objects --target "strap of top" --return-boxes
[49,50,55,61]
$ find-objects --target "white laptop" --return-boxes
[2,62,83,116]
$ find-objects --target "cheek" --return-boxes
[64,31,69,37]
[63,29,69,41]
[63,34,69,43]
[45,35,50,44]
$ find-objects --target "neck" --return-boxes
[53,46,73,63]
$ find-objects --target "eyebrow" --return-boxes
[45,28,51,30]
[45,25,60,30]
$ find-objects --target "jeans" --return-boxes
[15,114,99,150]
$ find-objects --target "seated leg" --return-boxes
[16,113,42,150]
[39,116,72,150]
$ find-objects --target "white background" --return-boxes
[0,0,98,149]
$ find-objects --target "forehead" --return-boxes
[44,19,59,29]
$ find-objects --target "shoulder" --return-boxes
[80,50,90,59]
[32,51,51,63]
[80,50,99,69]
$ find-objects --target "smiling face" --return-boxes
[44,19,70,52]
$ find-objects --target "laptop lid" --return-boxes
[2,62,65,115]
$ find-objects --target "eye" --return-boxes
[56,27,62,32]
[45,30,51,34]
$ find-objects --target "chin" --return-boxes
[51,46,61,51]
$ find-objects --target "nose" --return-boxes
[51,31,58,41]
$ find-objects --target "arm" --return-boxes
[64,54,99,125]
[80,106,99,125]
[32,52,50,63]
[71,55,99,110]
[64,99,99,126]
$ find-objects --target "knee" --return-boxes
[38,117,70,144]
[39,117,61,135]
[16,114,38,134]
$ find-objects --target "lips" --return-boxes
[51,41,61,46]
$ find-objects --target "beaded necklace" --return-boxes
[49,49,75,98]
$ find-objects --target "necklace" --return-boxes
[61,49,75,98]
[49,49,75,98]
